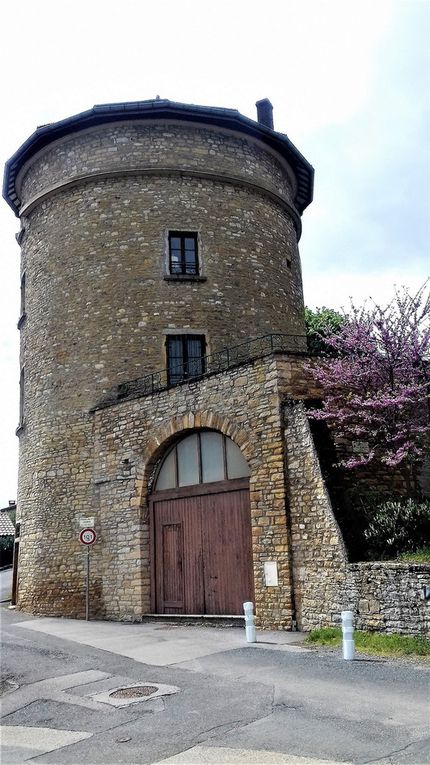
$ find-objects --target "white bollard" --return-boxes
[243,601,257,643]
[341,610,355,660]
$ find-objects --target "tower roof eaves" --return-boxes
[3,99,314,216]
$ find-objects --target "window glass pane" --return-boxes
[155,447,177,490]
[184,253,197,274]
[177,434,199,487]
[184,237,196,251]
[186,337,204,377]
[168,337,183,360]
[168,337,184,383]
[170,237,181,249]
[201,432,224,483]
[170,250,182,274]
[226,437,250,479]
[187,337,203,358]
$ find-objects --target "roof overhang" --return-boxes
[3,99,314,217]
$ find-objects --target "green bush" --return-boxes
[0,535,14,567]
[304,306,344,356]
[332,488,389,561]
[397,547,430,563]
[364,498,430,559]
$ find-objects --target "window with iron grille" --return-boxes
[168,232,199,276]
[166,335,206,385]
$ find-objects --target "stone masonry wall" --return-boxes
[15,117,305,619]
[283,401,348,630]
[20,176,304,416]
[343,563,430,637]
[18,122,295,207]
[15,347,430,635]
[16,354,313,622]
[90,355,300,626]
[283,401,430,636]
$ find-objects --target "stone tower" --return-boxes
[4,99,325,625]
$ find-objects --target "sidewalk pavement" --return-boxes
[4,610,429,764]
[15,616,307,666]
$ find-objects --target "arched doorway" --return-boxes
[150,430,254,615]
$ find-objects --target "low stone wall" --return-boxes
[343,562,430,637]
[284,401,430,637]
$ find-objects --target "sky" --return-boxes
[0,0,429,506]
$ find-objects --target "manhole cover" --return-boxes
[92,681,179,707]
[109,685,158,699]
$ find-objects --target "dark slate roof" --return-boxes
[0,513,15,536]
[3,99,314,216]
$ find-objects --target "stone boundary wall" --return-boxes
[284,401,430,637]
[343,562,430,637]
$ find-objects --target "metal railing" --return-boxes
[110,333,307,404]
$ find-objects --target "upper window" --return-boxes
[169,232,199,276]
[155,431,250,490]
[166,334,206,385]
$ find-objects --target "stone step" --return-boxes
[142,613,245,628]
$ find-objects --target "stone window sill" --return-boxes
[17,313,27,329]
[164,274,207,283]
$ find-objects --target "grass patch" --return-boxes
[397,547,430,563]
[306,627,341,647]
[306,628,430,657]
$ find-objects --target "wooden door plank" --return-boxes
[152,484,253,616]
[201,488,253,615]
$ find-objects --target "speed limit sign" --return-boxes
[79,527,96,545]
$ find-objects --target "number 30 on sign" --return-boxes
[79,528,97,545]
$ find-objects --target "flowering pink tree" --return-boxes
[307,283,430,479]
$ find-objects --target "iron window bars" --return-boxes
[168,232,199,276]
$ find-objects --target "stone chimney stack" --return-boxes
[255,98,274,130]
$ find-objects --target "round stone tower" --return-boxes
[4,98,314,617]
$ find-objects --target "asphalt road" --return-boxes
[1,606,429,764]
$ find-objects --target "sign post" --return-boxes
[79,527,97,621]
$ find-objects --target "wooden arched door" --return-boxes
[150,431,254,615]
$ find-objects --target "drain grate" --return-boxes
[109,685,158,699]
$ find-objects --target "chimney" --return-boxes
[255,98,274,130]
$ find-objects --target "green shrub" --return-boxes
[397,547,430,563]
[364,498,430,558]
[0,535,14,567]
[332,488,391,561]
[304,306,344,356]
